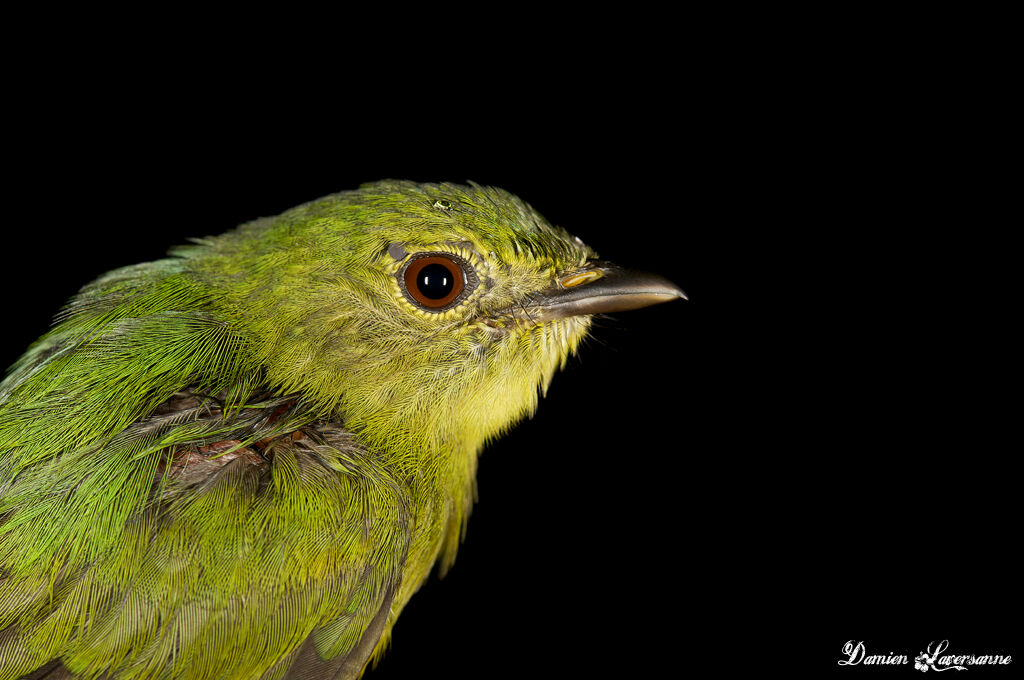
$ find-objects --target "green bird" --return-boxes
[0,180,684,680]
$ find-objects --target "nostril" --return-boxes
[559,270,604,289]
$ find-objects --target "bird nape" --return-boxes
[0,180,684,680]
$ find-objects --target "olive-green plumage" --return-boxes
[0,180,682,680]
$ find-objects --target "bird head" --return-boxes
[188,180,684,453]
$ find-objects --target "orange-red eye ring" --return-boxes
[398,252,477,311]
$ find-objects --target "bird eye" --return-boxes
[399,252,476,311]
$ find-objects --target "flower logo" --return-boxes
[915,641,968,672]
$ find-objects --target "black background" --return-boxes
[2,11,1017,678]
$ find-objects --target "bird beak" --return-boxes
[527,260,687,322]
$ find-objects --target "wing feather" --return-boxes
[1,387,410,680]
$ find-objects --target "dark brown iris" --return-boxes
[403,255,466,309]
